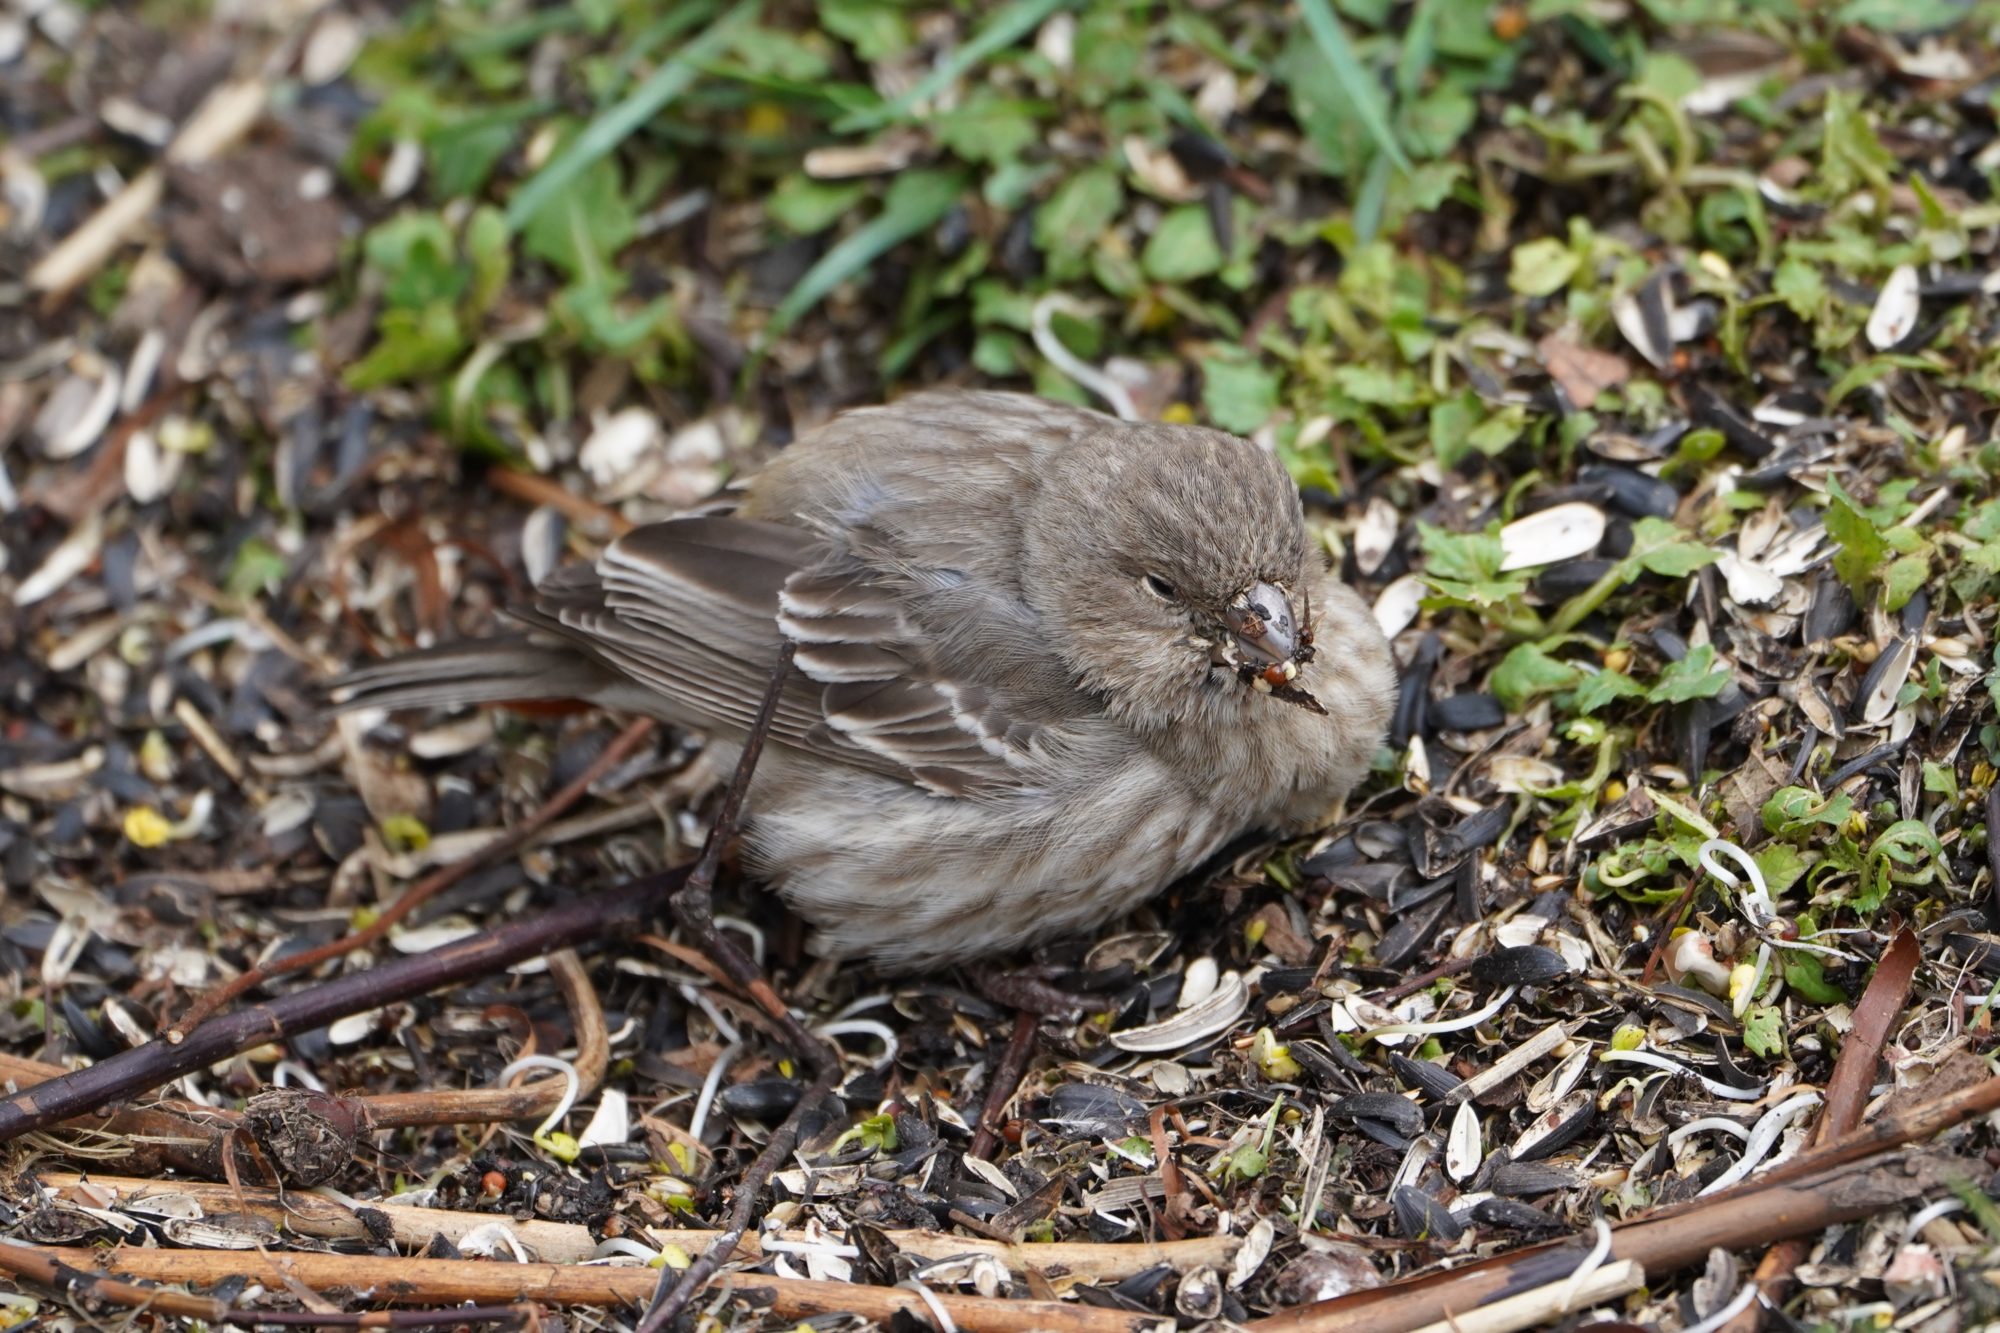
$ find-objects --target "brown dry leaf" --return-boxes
[1537,333,1631,409]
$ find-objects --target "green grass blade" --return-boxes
[1352,147,1392,243]
[1297,0,1410,175]
[1393,0,1438,100]
[833,0,1068,133]
[754,169,965,360]
[504,0,750,232]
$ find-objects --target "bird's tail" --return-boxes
[326,634,615,714]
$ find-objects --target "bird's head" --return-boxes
[1020,421,1348,729]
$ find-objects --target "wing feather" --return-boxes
[516,514,1046,797]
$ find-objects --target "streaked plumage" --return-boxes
[333,391,1395,967]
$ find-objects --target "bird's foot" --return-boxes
[965,962,1096,1018]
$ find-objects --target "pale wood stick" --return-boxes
[27,80,271,305]
[1408,1260,1644,1333]
[12,1244,1159,1332]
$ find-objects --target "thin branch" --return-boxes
[0,871,682,1143]
[1717,926,1921,1333]
[2,1243,1154,1333]
[969,1011,1039,1160]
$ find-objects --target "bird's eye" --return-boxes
[1141,573,1176,600]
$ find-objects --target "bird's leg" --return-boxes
[663,642,832,1071]
[643,642,848,1333]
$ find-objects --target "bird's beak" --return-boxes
[1223,581,1297,669]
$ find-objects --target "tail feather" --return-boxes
[327,635,617,714]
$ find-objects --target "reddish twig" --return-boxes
[1719,926,1920,1333]
[1370,954,1474,1005]
[166,716,658,1039]
[0,1236,538,1327]
[488,467,636,537]
[970,1011,1040,1160]
[0,872,682,1143]
[1640,874,1706,987]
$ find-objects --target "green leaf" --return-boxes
[1331,363,1422,407]
[1782,949,1848,1005]
[1820,87,1896,196]
[1418,522,1532,607]
[1626,517,1717,578]
[1574,668,1646,714]
[558,281,670,353]
[761,169,965,349]
[1296,0,1411,173]
[364,212,465,310]
[1034,167,1125,277]
[1202,358,1281,434]
[1509,237,1580,297]
[505,1,752,231]
[427,113,530,201]
[1143,206,1225,283]
[1224,1142,1269,1181]
[1849,819,1946,915]
[225,537,289,600]
[1419,523,1508,583]
[1882,552,1930,612]
[1491,643,1584,711]
[1837,0,1978,29]
[1628,52,1702,104]
[1742,1005,1785,1059]
[767,174,870,236]
[1432,392,1520,470]
[1762,786,1855,837]
[1772,256,1827,321]
[1754,843,1807,897]
[346,302,465,389]
[1071,5,1144,105]
[835,0,1065,132]
[932,91,1043,164]
[831,1111,900,1155]
[1395,85,1476,160]
[520,158,636,282]
[818,0,912,59]
[1923,761,1959,800]
[465,206,511,316]
[1823,488,1886,600]
[1649,643,1732,704]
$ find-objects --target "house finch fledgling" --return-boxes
[332,391,1395,968]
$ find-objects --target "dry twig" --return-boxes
[0,871,681,1143]
[2,1243,1155,1332]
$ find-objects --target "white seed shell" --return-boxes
[1866,264,1920,350]
[1373,573,1424,640]
[1498,502,1606,571]
[1715,550,1783,606]
[1354,496,1400,576]
[1178,955,1220,1010]
[1110,970,1248,1053]
[1445,1101,1482,1183]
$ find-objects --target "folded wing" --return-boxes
[521,516,1045,798]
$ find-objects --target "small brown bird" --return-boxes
[334,391,1395,968]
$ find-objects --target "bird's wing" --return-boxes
[519,516,1046,797]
